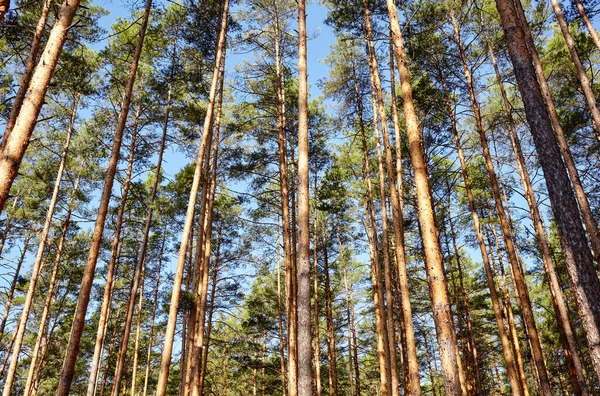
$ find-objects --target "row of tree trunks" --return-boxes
[450,12,552,395]
[155,0,229,391]
[487,41,588,395]
[386,0,463,393]
[55,0,153,392]
[24,176,80,396]
[496,0,600,382]
[2,92,79,396]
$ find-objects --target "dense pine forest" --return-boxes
[2,0,600,394]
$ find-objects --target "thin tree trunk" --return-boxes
[348,264,361,396]
[2,93,80,396]
[0,0,81,214]
[24,176,80,396]
[313,210,322,396]
[572,0,600,52]
[339,225,355,396]
[0,193,21,260]
[436,61,523,396]
[56,1,152,392]
[0,229,30,345]
[387,1,462,392]
[550,0,600,139]
[451,12,552,394]
[276,223,287,396]
[488,41,588,395]
[155,0,228,392]
[129,253,146,396]
[141,233,165,396]
[497,0,600,381]
[296,1,312,395]
[322,225,338,396]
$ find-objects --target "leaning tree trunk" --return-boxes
[0,0,81,214]
[2,93,79,396]
[549,0,600,140]
[572,0,600,52]
[487,41,588,395]
[56,0,152,392]
[296,1,312,395]
[1,0,51,151]
[0,229,30,345]
[386,1,462,393]
[155,1,229,393]
[496,0,600,381]
[451,12,552,394]
[24,176,80,396]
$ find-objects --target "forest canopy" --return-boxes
[1,0,600,395]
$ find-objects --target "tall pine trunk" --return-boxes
[322,225,338,396]
[386,1,462,393]
[296,1,312,394]
[0,0,81,214]
[572,0,600,52]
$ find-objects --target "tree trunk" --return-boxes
[24,176,80,396]
[497,0,600,381]
[296,1,312,395]
[386,1,461,393]
[322,225,338,396]
[550,0,600,140]
[488,41,589,396]
[155,0,229,392]
[1,0,51,150]
[572,0,600,52]
[0,193,21,260]
[2,92,79,396]
[56,1,152,392]
[313,210,322,396]
[0,228,30,345]
[129,252,147,396]
[276,224,287,396]
[339,225,355,396]
[0,0,81,214]
[451,12,552,394]
[436,60,523,396]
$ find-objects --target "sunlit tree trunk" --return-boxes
[313,209,322,396]
[488,42,588,395]
[0,229,30,345]
[572,0,600,52]
[296,1,312,394]
[1,0,51,149]
[497,0,600,381]
[339,225,355,396]
[322,225,338,396]
[155,0,229,392]
[0,0,81,214]
[24,176,80,396]
[142,233,165,396]
[387,1,461,393]
[2,92,80,396]
[129,253,147,396]
[276,225,287,396]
